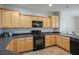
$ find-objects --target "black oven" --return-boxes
[31,30,45,51]
[32,21,43,27]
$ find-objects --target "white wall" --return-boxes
[60,10,79,34]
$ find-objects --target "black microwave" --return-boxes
[32,21,43,27]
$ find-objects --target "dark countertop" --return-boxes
[0,37,20,55]
[43,32,79,39]
[0,32,79,55]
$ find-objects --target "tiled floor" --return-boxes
[23,46,71,55]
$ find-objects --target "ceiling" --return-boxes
[2,4,79,13]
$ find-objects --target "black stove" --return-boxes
[31,30,45,51]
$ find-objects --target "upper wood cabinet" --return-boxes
[0,9,1,28]
[19,15,26,28]
[43,17,51,28]
[11,11,19,28]
[19,15,32,28]
[51,16,59,28]
[37,16,43,21]
[26,16,32,28]
[1,9,12,28]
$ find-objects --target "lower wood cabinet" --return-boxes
[50,35,56,45]
[56,35,70,51]
[56,35,62,47]
[45,35,51,47]
[61,37,70,51]
[6,35,70,53]
[25,37,33,51]
[6,37,33,53]
[16,38,26,52]
[6,39,17,52]
[45,35,56,47]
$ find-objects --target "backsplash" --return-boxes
[0,28,53,34]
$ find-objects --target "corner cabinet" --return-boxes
[6,39,17,52]
[51,16,59,28]
[56,35,70,51]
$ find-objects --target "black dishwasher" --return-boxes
[70,37,79,55]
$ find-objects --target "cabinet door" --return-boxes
[6,39,17,52]
[37,16,43,21]
[45,36,51,47]
[0,9,1,28]
[25,37,33,51]
[55,16,59,28]
[2,9,12,28]
[51,16,56,28]
[19,15,26,28]
[56,35,62,47]
[62,37,70,51]
[25,16,32,28]
[51,16,59,28]
[19,15,32,28]
[11,11,19,28]
[50,35,56,45]
[43,17,51,28]
[16,38,26,52]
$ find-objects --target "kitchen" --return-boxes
[0,4,79,55]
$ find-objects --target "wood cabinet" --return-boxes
[0,9,1,28]
[51,16,59,28]
[16,38,26,52]
[6,39,17,52]
[45,35,51,47]
[43,17,51,28]
[56,35,70,51]
[61,37,70,51]
[50,35,56,45]
[25,37,33,51]
[1,9,12,28]
[6,37,33,53]
[11,11,19,28]
[19,15,26,28]
[56,35,62,47]
[19,15,32,28]
[25,16,32,28]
